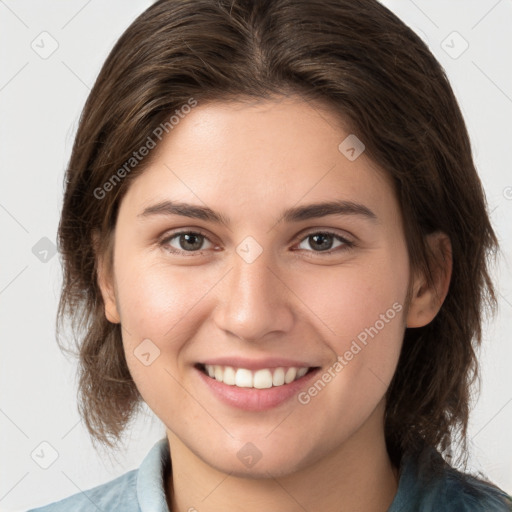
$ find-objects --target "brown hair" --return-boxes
[57,0,498,468]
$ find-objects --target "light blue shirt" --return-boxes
[28,437,512,511]
[27,438,170,512]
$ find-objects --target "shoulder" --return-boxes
[391,447,512,512]
[26,469,139,511]
[26,437,171,512]
[437,465,512,511]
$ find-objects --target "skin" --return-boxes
[97,94,452,512]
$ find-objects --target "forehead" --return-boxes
[120,95,398,226]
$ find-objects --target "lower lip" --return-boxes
[196,367,321,411]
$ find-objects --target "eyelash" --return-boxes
[158,229,355,258]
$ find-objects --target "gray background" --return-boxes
[0,1,511,510]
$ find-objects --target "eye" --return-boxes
[160,230,215,255]
[295,231,354,255]
[159,229,355,257]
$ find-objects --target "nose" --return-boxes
[212,248,295,342]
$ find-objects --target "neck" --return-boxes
[165,401,399,512]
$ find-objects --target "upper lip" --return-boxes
[198,357,316,371]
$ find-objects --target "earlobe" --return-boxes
[406,232,452,328]
[93,231,121,324]
[97,259,121,324]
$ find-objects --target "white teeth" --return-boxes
[284,367,297,384]
[223,366,236,385]
[203,364,310,388]
[253,369,273,389]
[297,367,308,378]
[272,367,285,386]
[235,368,253,388]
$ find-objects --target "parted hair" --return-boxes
[57,0,498,468]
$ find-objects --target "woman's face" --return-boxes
[101,94,412,476]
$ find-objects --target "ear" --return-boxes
[92,230,121,324]
[406,232,452,328]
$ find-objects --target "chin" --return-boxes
[185,433,326,480]
[203,452,309,479]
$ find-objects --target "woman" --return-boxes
[28,0,512,510]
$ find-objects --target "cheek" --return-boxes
[114,255,213,344]
[112,255,210,414]
[110,254,209,385]
[290,249,409,385]
[286,256,408,443]
[294,254,407,337]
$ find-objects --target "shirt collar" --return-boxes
[136,437,171,512]
[135,438,444,512]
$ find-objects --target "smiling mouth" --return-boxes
[195,363,317,389]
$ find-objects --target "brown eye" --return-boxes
[296,231,354,254]
[162,231,214,254]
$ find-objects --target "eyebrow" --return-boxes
[138,199,378,225]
